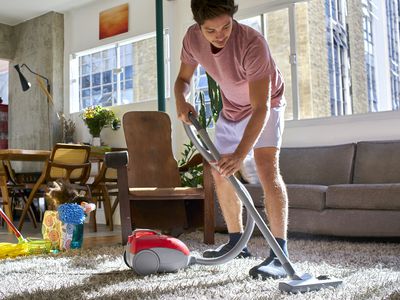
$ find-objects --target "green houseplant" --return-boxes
[179,73,222,187]
[81,105,120,138]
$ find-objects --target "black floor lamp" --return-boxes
[14,64,53,148]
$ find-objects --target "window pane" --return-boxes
[102,84,112,94]
[91,59,101,73]
[92,73,101,86]
[81,75,90,89]
[82,97,91,109]
[125,80,133,89]
[102,70,112,84]
[239,16,262,33]
[122,89,133,104]
[82,88,90,98]
[124,66,133,80]
[92,86,101,96]
[81,64,90,75]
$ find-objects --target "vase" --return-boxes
[92,136,101,146]
[41,210,62,250]
[70,223,84,249]
[60,223,84,250]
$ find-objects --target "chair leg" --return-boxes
[23,197,38,229]
[111,196,119,217]
[18,192,38,229]
[18,181,42,231]
[101,185,113,231]
[89,196,98,232]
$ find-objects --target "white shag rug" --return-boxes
[0,232,399,300]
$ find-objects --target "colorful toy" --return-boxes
[0,208,51,259]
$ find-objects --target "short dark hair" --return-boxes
[191,0,238,25]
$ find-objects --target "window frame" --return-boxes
[69,31,170,113]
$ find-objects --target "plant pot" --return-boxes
[92,136,101,146]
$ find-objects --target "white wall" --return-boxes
[63,0,400,224]
[284,110,400,147]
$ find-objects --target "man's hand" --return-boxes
[176,100,197,124]
[215,152,245,177]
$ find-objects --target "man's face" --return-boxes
[200,14,233,49]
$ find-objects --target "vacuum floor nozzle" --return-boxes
[278,273,342,293]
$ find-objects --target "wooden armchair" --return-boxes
[17,144,92,231]
[105,111,215,245]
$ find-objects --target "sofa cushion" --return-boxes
[243,184,327,211]
[326,183,400,210]
[287,184,327,211]
[353,140,400,184]
[280,143,355,185]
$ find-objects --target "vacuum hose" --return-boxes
[183,115,255,266]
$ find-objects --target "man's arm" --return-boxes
[217,77,271,176]
[235,77,271,158]
[174,62,198,124]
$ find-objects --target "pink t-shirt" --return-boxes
[181,20,285,121]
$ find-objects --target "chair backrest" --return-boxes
[47,143,91,183]
[122,111,181,187]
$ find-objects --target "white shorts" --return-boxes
[214,106,285,155]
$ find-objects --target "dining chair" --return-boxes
[2,161,38,227]
[17,143,92,231]
[88,162,118,232]
[105,111,215,245]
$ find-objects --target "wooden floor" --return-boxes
[0,220,123,249]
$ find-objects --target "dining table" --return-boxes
[0,149,51,232]
[0,146,125,233]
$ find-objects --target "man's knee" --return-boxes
[211,168,226,185]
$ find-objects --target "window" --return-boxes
[0,60,8,104]
[326,0,352,116]
[386,0,400,110]
[362,0,378,111]
[70,32,169,113]
[192,1,400,121]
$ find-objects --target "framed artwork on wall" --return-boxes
[99,3,129,40]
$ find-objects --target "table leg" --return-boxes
[0,174,13,233]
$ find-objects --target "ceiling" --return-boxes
[0,0,98,26]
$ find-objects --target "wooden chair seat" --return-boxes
[128,187,204,199]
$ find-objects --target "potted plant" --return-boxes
[81,105,120,145]
[179,73,222,187]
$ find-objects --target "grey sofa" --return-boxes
[215,140,400,237]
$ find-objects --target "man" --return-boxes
[174,0,289,280]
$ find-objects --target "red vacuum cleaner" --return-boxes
[108,113,342,293]
[124,229,192,276]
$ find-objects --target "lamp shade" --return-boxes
[14,64,31,91]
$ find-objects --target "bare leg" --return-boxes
[212,168,243,233]
[202,168,252,258]
[253,147,288,239]
[249,146,289,279]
